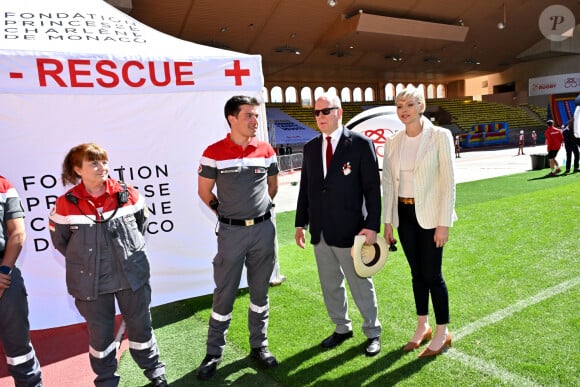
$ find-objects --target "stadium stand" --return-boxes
[268,99,546,138]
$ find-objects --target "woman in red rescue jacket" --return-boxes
[48,143,168,387]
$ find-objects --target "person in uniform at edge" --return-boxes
[562,118,579,174]
[48,143,167,387]
[544,120,564,176]
[294,92,382,357]
[0,175,43,387]
[196,95,279,380]
[382,87,456,357]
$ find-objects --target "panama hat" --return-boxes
[351,235,389,277]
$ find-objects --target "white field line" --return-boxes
[454,277,580,341]
[446,349,541,387]
[446,277,579,386]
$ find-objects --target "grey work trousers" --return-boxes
[314,233,382,339]
[206,219,276,356]
[0,267,43,387]
[75,284,165,387]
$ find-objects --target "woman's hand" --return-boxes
[434,226,449,248]
[384,224,394,245]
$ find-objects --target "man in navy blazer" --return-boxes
[295,92,382,356]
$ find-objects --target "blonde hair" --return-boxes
[395,87,426,114]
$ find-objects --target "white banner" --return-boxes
[0,0,262,94]
[529,73,580,96]
[0,55,263,94]
[0,0,265,329]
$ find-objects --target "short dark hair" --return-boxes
[224,95,259,123]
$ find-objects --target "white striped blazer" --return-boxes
[382,117,457,229]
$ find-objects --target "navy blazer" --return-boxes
[295,126,381,248]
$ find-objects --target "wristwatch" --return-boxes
[0,265,12,275]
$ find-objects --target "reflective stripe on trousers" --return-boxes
[249,302,269,314]
[89,333,159,357]
[89,339,119,359]
[6,345,36,366]
[129,334,157,351]
[211,310,232,322]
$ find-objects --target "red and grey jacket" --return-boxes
[0,175,25,255]
[49,178,150,301]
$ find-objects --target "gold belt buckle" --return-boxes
[245,219,255,226]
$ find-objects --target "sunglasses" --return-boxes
[313,107,339,117]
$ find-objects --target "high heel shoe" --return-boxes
[418,333,452,357]
[402,327,432,352]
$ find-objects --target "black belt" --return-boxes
[219,211,271,226]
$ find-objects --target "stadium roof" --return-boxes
[126,0,579,84]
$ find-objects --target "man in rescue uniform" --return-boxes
[48,143,167,387]
[0,175,43,387]
[197,95,279,380]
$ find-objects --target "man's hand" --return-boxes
[295,227,306,249]
[358,228,377,245]
[0,273,11,300]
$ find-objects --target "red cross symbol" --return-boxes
[225,60,250,86]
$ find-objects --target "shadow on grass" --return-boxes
[150,294,212,329]
[276,343,360,384]
[272,340,432,386]
[527,172,568,181]
[307,346,434,387]
[166,357,276,387]
[364,351,435,387]
[151,289,252,329]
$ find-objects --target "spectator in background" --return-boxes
[517,130,525,155]
[562,118,579,174]
[278,145,286,156]
[544,120,564,176]
[531,130,537,146]
[285,144,292,155]
[574,94,580,145]
[0,175,43,387]
[454,135,461,158]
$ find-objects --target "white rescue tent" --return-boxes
[0,0,266,328]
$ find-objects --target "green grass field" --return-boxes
[120,170,580,386]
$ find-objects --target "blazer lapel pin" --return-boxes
[342,162,352,175]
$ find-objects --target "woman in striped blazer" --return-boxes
[382,87,457,357]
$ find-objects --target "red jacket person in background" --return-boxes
[544,120,564,176]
